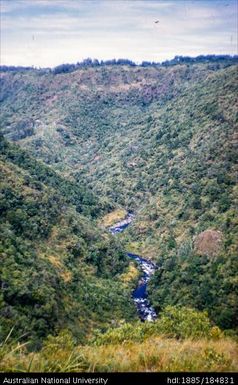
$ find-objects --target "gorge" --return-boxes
[0,55,238,372]
[108,214,157,321]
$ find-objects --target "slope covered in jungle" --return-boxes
[1,57,238,352]
[0,136,136,347]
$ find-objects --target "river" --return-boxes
[108,213,157,322]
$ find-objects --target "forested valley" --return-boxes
[0,55,238,372]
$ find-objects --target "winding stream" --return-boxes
[108,213,157,322]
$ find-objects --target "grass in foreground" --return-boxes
[1,335,237,373]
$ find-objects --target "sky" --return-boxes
[1,0,237,67]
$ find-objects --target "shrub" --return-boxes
[157,306,213,339]
[92,306,219,345]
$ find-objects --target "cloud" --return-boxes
[1,0,237,67]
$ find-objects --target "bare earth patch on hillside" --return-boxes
[194,229,223,257]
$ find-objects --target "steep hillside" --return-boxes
[0,137,136,347]
[0,60,237,209]
[1,58,237,332]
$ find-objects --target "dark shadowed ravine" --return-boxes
[108,213,157,321]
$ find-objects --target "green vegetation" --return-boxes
[0,57,237,370]
[0,136,136,347]
[91,306,222,345]
[1,307,237,372]
[148,242,238,331]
